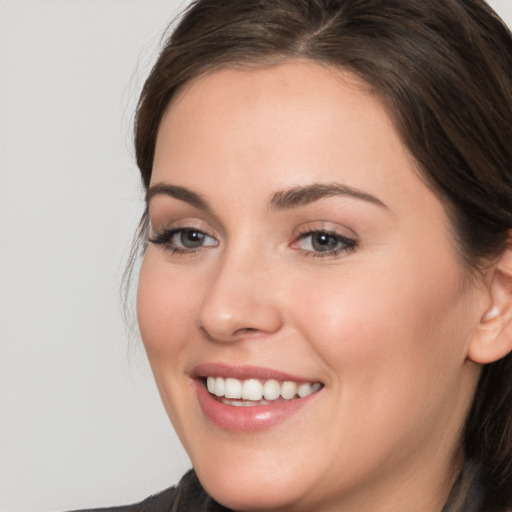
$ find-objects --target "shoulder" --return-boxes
[443,461,512,512]
[69,470,230,512]
[68,483,179,512]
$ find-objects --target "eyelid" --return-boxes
[290,222,359,257]
[148,218,220,253]
[147,200,224,238]
[149,217,215,237]
[291,221,358,240]
[148,227,219,257]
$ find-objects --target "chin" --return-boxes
[197,467,308,512]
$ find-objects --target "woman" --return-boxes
[119,0,512,510]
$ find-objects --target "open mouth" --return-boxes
[205,376,323,407]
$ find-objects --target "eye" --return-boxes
[294,230,357,257]
[174,229,212,249]
[149,228,218,253]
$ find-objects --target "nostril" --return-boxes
[232,327,268,339]
[200,324,266,343]
[236,327,258,334]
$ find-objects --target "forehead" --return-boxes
[153,61,421,203]
[163,61,377,124]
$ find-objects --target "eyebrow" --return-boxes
[146,181,388,213]
[270,183,389,211]
[146,183,212,214]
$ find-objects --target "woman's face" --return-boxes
[138,62,486,511]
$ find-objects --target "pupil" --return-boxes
[181,230,203,247]
[312,233,336,251]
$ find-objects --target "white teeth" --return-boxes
[225,378,242,399]
[206,376,321,402]
[297,382,322,398]
[224,398,272,407]
[214,376,225,397]
[242,379,263,400]
[281,381,297,400]
[263,379,280,400]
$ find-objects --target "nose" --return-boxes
[197,249,283,343]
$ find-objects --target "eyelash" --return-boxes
[293,229,358,258]
[148,227,358,258]
[148,228,218,255]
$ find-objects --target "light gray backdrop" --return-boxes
[1,1,511,511]
[0,2,192,511]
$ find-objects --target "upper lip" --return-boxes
[193,363,321,383]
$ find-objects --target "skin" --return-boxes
[137,61,490,512]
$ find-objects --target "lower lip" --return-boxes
[194,380,320,432]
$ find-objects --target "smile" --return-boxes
[194,365,324,431]
[206,376,322,406]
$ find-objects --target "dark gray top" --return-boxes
[72,461,496,512]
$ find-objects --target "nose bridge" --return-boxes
[197,237,282,342]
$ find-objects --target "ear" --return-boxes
[468,243,512,364]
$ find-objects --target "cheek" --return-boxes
[290,252,472,403]
[137,250,200,362]
[136,251,207,442]
[285,256,475,468]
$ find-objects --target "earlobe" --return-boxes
[468,244,512,364]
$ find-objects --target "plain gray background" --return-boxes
[0,2,192,511]
[1,1,511,511]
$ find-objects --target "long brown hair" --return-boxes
[133,1,512,508]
